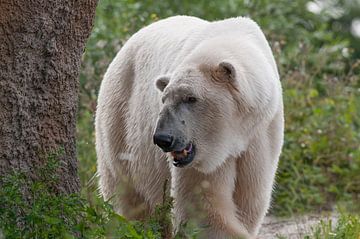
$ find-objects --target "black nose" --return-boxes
[153,133,174,152]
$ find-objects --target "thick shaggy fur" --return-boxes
[95,16,284,238]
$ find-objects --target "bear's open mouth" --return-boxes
[170,143,195,167]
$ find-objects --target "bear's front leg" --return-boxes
[171,158,252,239]
[233,124,282,236]
[97,158,152,220]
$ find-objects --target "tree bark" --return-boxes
[0,0,97,193]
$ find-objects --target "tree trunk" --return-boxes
[0,0,97,193]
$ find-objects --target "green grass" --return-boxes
[273,77,360,215]
[306,214,360,239]
[275,214,360,239]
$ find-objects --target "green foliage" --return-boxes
[273,77,360,215]
[305,214,360,239]
[0,155,163,238]
[275,213,360,239]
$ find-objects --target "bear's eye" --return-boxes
[185,96,197,104]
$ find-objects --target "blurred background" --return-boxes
[78,0,359,225]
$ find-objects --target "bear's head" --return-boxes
[153,59,270,173]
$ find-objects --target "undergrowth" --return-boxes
[1,160,359,239]
[306,214,360,239]
[276,213,360,239]
[0,155,170,239]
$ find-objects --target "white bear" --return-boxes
[95,16,284,239]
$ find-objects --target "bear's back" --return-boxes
[127,16,276,80]
[128,16,209,77]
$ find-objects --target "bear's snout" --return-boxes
[153,130,196,167]
[153,133,174,152]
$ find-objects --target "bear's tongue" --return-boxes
[171,150,187,159]
[171,143,192,160]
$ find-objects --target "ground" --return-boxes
[259,213,338,238]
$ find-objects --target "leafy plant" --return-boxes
[305,213,360,239]
[0,153,163,238]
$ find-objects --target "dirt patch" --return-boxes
[258,213,338,239]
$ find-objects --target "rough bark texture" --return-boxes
[0,0,97,193]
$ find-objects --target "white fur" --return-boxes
[95,16,284,238]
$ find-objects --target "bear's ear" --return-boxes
[155,75,170,92]
[218,61,236,81]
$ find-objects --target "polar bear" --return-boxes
[95,16,284,238]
